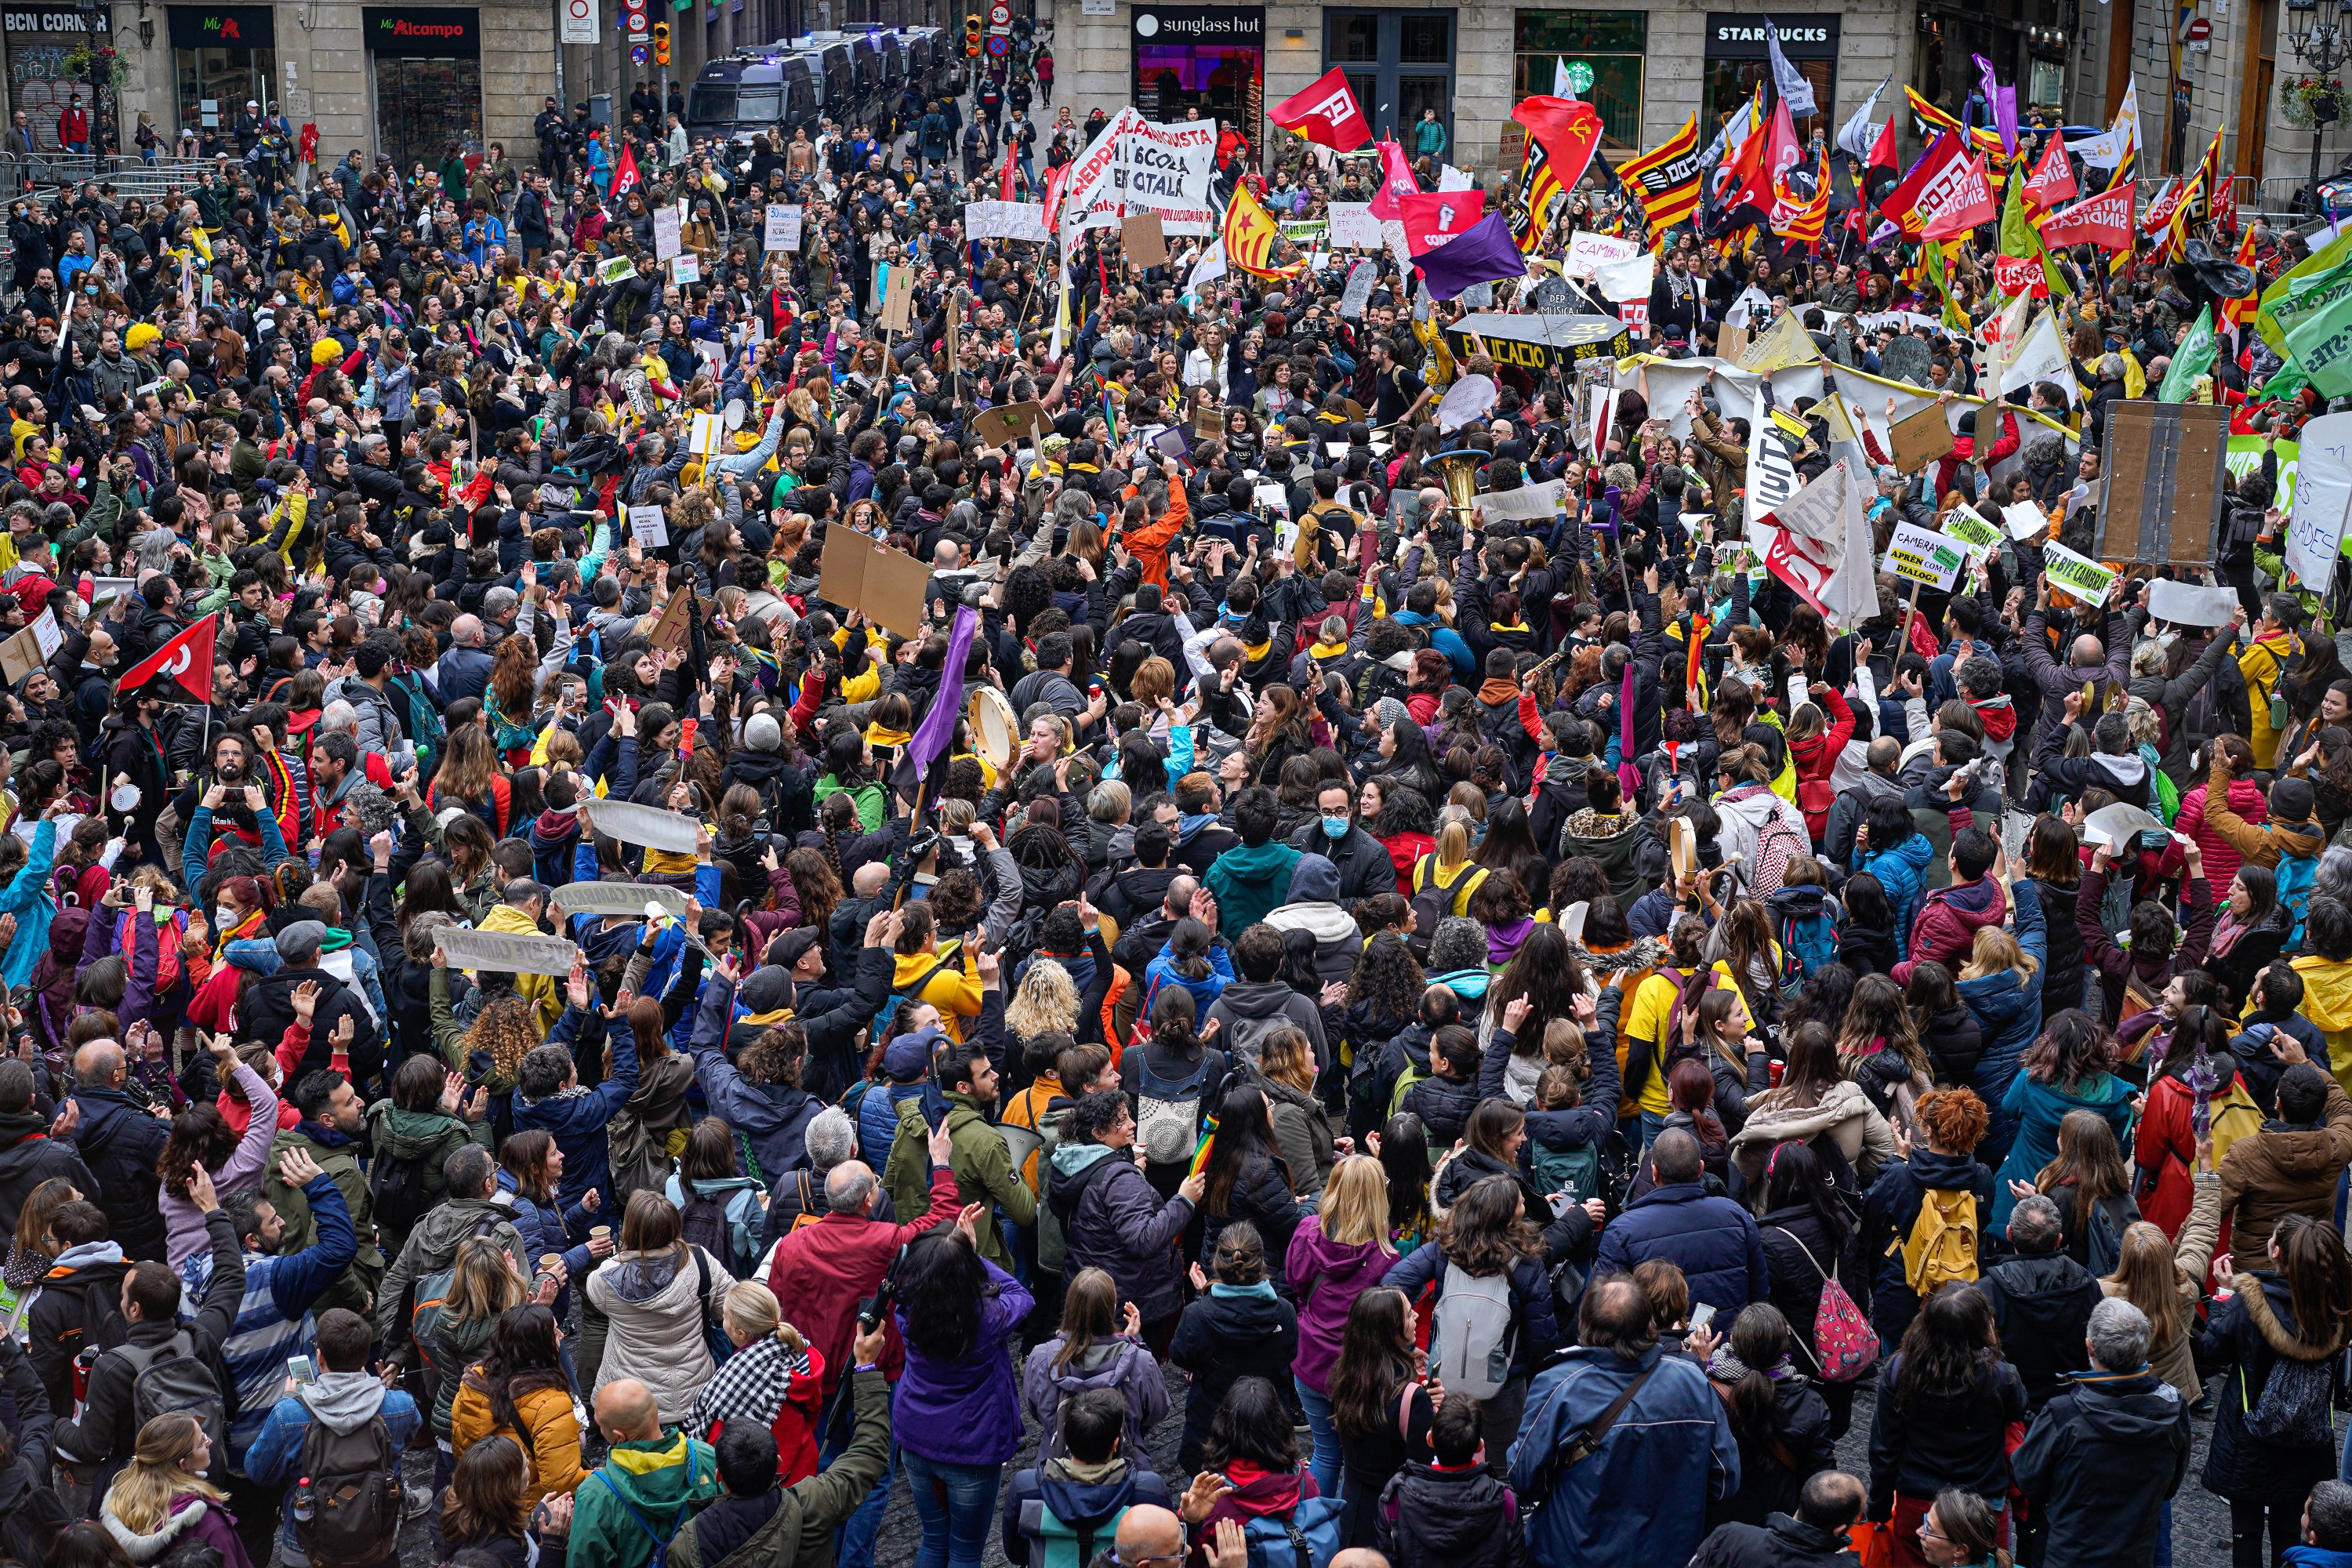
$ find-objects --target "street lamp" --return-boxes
[2286,0,2352,212]
[72,0,108,160]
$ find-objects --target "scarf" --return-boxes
[535,807,579,840]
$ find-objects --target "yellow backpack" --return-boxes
[1899,1188,1980,1295]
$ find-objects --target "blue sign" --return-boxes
[630,41,648,61]
[984,31,1007,54]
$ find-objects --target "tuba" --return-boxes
[1428,448,1485,517]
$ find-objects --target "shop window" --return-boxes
[1512,9,1644,151]
[1320,8,1451,147]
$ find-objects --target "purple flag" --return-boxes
[904,604,979,775]
[1973,54,2018,154]
[1414,213,1528,303]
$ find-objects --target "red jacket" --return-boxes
[765,1166,962,1399]
[2174,776,2268,900]
[57,107,86,143]
[1787,688,1854,840]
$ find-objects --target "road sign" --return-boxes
[988,2,1010,24]
[630,41,648,62]
[560,0,597,42]
[2185,16,2212,38]
[985,31,1008,53]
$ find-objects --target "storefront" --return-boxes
[363,5,481,178]
[1512,10,1643,152]
[1324,7,1450,148]
[168,5,274,140]
[1702,12,1838,132]
[1130,4,1261,146]
[3,5,103,151]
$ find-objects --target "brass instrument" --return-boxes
[1428,448,1484,517]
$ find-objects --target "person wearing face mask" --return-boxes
[1286,780,1393,905]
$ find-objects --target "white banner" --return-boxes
[967,200,1051,241]
[580,798,702,855]
[763,205,804,251]
[551,881,691,920]
[2288,412,2352,599]
[437,927,583,978]
[1475,478,1569,522]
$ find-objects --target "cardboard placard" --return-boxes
[816,528,930,638]
[2096,400,2229,566]
[643,588,694,652]
[436,926,583,978]
[1193,403,1225,440]
[1121,210,1168,268]
[577,798,703,856]
[1715,321,1750,364]
[550,880,691,920]
[1890,403,1957,474]
[0,623,43,685]
[972,400,1049,450]
[880,267,918,335]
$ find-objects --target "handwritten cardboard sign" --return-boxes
[971,400,1049,450]
[436,926,583,978]
[816,527,930,638]
[1890,403,1957,474]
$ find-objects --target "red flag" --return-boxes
[1366,140,1418,220]
[1511,97,1606,200]
[1396,190,1486,256]
[2038,185,2136,250]
[2139,176,2183,238]
[1867,118,1899,176]
[2023,132,2076,209]
[610,145,641,200]
[1919,156,1995,238]
[116,615,216,704]
[1880,134,1966,237]
[1041,158,1072,230]
[1000,139,1017,201]
[1270,67,1371,153]
[2212,169,2239,239]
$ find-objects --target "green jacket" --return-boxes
[260,1123,383,1320]
[568,1430,721,1568]
[1203,840,1304,936]
[363,1099,492,1259]
[880,1091,1034,1272]
[666,1369,891,1568]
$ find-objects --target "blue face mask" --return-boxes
[1321,814,1349,840]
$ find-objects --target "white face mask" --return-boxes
[214,906,237,930]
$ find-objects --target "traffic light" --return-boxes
[653,19,670,64]
[965,13,982,55]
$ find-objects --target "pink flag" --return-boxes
[1367,140,1418,221]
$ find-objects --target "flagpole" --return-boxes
[1897,578,1923,667]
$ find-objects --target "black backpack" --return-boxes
[679,1185,739,1276]
[292,1400,402,1568]
[368,1144,430,1244]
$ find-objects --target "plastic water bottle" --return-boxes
[292,1479,314,1526]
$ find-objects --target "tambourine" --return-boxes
[968,686,1018,772]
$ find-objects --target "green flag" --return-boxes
[1998,167,2070,299]
[2281,281,2352,400]
[2158,306,2216,401]
[2257,227,2352,355]
[1923,241,1968,334]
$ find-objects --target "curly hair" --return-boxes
[1347,930,1425,1021]
[463,992,546,1092]
[1916,1086,1990,1153]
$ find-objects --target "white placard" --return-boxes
[1327,202,1381,249]
[551,880,690,920]
[2081,801,2165,848]
[30,609,60,659]
[581,799,702,855]
[1251,482,1290,519]
[689,412,723,456]
[2288,411,2352,600]
[1563,230,1640,281]
[967,200,1051,241]
[627,504,669,548]
[437,926,584,978]
[671,254,700,285]
[1474,479,1569,522]
[763,205,804,251]
[2146,579,2242,627]
[1439,165,1473,191]
[2001,501,2049,539]
[1883,520,1966,590]
[654,207,683,262]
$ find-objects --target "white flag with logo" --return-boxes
[1766,21,1817,118]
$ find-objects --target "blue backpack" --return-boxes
[2279,847,2319,950]
[1777,908,1841,992]
[1241,1496,1345,1568]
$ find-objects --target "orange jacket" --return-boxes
[1124,474,1189,590]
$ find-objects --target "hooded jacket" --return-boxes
[100,1494,256,1568]
[1856,1148,1998,1350]
[1728,1080,1898,1196]
[1593,1181,1769,1315]
[1376,1458,1532,1568]
[1047,1141,1195,1323]
[1263,898,1363,989]
[241,1368,423,1548]
[1854,833,1935,956]
[584,1243,737,1425]
[1689,1513,1865,1568]
[1019,1333,1171,1467]
[1978,1250,2102,1410]
[54,1211,244,1475]
[2201,1270,2350,1501]
[1823,770,1909,873]
[1204,839,1305,936]
[2009,1367,2190,1568]
[374,1195,531,1352]
[666,1368,892,1568]
[1890,865,2009,988]
[892,1253,1033,1468]
[2029,725,2154,812]
[1560,809,1650,906]
[361,1098,491,1258]
[68,1082,172,1263]
[568,1432,724,1568]
[1285,1221,1396,1395]
[25,1237,129,1416]
[687,975,826,1182]
[1864,1351,2029,1519]
[1204,978,1330,1066]
[0,1115,94,1241]
[880,1089,1033,1270]
[1168,1281,1301,1471]
[2174,1078,2352,1288]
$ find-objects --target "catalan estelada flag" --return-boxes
[2221,223,2261,339]
[1221,183,1302,278]
[1509,132,1566,254]
[1621,113,1703,238]
[1907,86,1965,143]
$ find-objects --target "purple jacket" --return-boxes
[1285,1220,1397,1393]
[892,1254,1035,1467]
[161,1062,279,1268]
[1020,1333,1169,1465]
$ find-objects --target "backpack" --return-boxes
[608,1107,679,1207]
[1020,1499,1132,1568]
[2278,847,2319,949]
[679,1184,744,1276]
[368,1142,431,1247]
[115,1331,229,1455]
[1769,1226,1879,1384]
[410,1214,503,1363]
[786,1171,826,1235]
[1776,908,1840,994]
[1748,811,1808,898]
[1898,1188,1980,1296]
[1133,1045,1214,1167]
[292,1400,401,1567]
[1410,858,1486,938]
[1431,1264,1518,1402]
[390,672,446,768]
[1239,1496,1346,1568]
[2244,1349,2338,1445]
[2080,1192,2141,1279]
[1528,1138,1602,1207]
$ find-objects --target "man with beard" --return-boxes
[178,1145,357,1473]
[881,1025,1030,1270]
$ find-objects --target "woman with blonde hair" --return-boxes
[1020,1265,1169,1461]
[430,1236,535,1446]
[2100,1220,2199,1400]
[100,1413,255,1568]
[1411,818,1488,920]
[1004,956,1080,1066]
[583,1189,737,1424]
[1285,1155,1400,1494]
[686,1282,828,1482]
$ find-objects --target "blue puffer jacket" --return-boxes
[1592,1182,1769,1315]
[1956,880,2047,1171]
[1509,1343,1739,1568]
[1856,832,1935,956]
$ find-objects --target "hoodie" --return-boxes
[241,1368,422,1548]
[2009,1367,2190,1568]
[568,1432,724,1568]
[1204,840,1305,935]
[1003,1456,1177,1568]
[1203,977,1329,1065]
[1978,1250,2103,1410]
[102,1496,257,1568]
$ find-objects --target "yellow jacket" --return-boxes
[449,1370,588,1497]
[2292,952,2352,1104]
[893,942,984,1041]
[478,902,562,1035]
[2241,631,2301,770]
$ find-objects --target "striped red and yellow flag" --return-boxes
[1620,113,1703,240]
[1907,86,1965,143]
[2221,223,2261,339]
[1221,183,1302,278]
[1770,151,1831,247]
[1509,132,1566,254]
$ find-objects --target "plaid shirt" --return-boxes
[688,1330,815,1438]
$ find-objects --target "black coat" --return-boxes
[1167,1287,1298,1472]
[1690,1515,1862,1568]
[52,1211,243,1476]
[1978,1252,2101,1412]
[1755,1207,1859,1380]
[67,1086,170,1263]
[2198,1272,2347,1503]
[1375,1456,1532,1568]
[1196,1151,1301,1287]
[1287,821,1393,905]
[0,1122,96,1241]
[240,964,381,1093]
[2010,1369,2190,1568]
[1709,1375,1837,1531]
